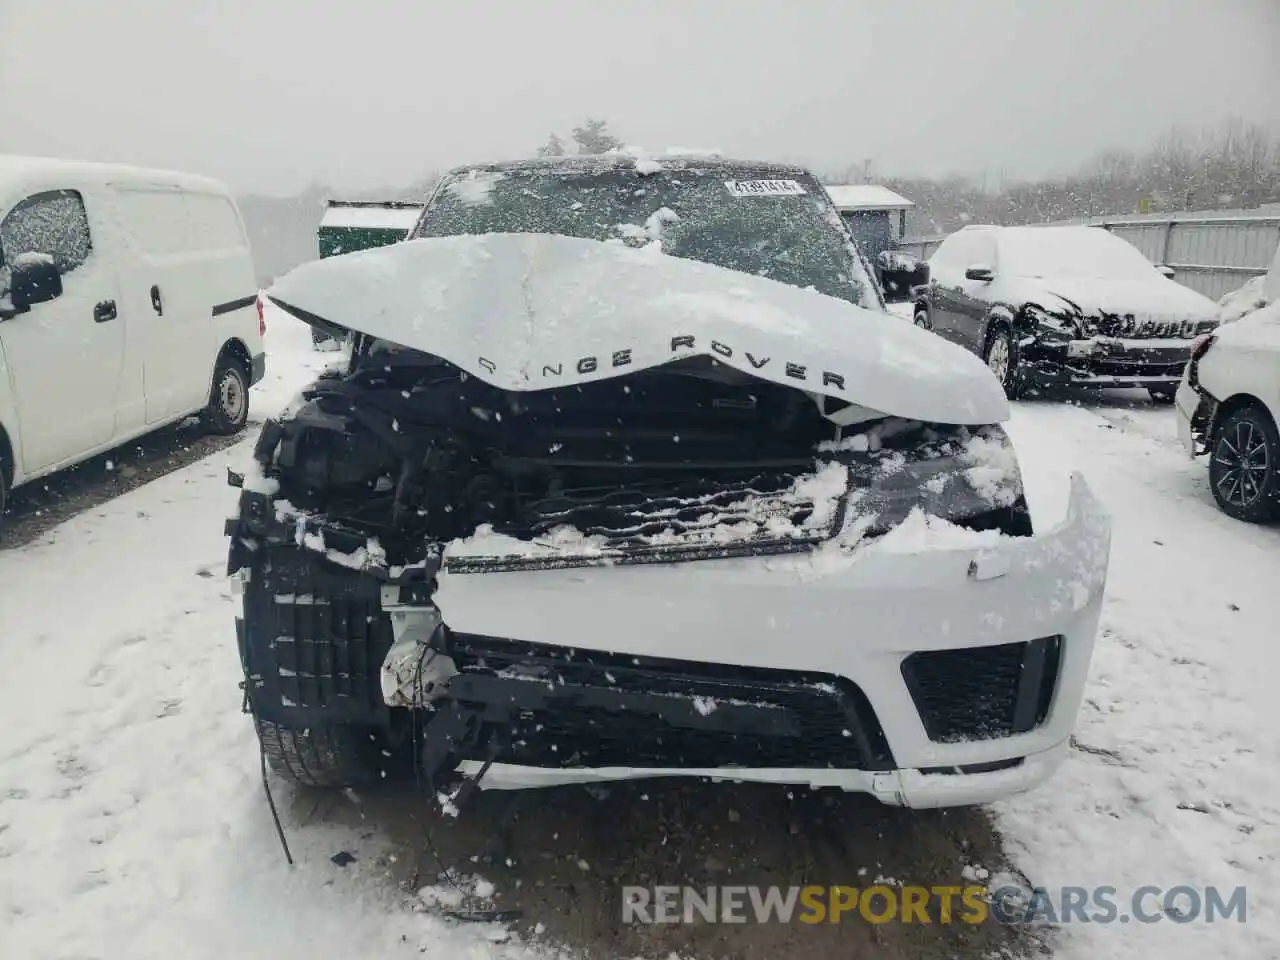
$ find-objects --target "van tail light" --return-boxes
[256,295,266,338]
[1190,333,1215,361]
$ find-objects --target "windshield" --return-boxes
[1000,228,1161,281]
[413,166,877,307]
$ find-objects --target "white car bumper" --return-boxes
[434,474,1111,808]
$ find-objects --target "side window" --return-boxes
[930,234,975,273]
[0,189,93,276]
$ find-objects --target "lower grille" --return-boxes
[446,634,895,770]
[1084,358,1186,377]
[901,637,1061,742]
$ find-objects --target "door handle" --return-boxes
[150,285,163,315]
[94,300,117,323]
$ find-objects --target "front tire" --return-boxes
[983,325,1024,400]
[913,305,932,330]
[1209,405,1280,523]
[255,718,388,788]
[204,354,250,436]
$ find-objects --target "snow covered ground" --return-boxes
[0,311,1274,959]
[0,318,550,960]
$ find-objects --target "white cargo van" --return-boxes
[0,155,266,516]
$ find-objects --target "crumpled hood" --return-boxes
[269,233,1009,426]
[1020,275,1219,320]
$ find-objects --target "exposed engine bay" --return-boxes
[240,333,1032,573]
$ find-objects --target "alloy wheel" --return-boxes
[1213,419,1270,508]
[986,335,1011,382]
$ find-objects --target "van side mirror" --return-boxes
[965,264,994,282]
[9,254,63,312]
[1156,264,1176,279]
[876,251,930,303]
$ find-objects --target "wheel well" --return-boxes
[219,338,251,375]
[983,311,1013,345]
[1211,393,1276,440]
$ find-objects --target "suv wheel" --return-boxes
[1209,405,1280,523]
[913,305,932,330]
[983,325,1023,399]
[204,354,250,436]
[255,718,389,788]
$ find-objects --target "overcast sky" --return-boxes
[2,0,1277,195]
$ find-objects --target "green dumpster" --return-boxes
[312,200,424,345]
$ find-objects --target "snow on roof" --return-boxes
[825,184,914,212]
[319,202,424,231]
[0,153,227,195]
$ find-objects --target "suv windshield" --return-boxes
[1001,228,1159,281]
[413,166,877,307]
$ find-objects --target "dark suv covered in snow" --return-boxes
[226,156,1110,809]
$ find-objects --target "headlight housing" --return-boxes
[1023,303,1078,339]
[832,425,1028,538]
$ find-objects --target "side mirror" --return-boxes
[1156,264,1176,279]
[876,251,931,303]
[10,254,63,311]
[965,264,994,282]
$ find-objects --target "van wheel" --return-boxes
[204,355,250,435]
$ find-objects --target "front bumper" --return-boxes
[1175,378,1216,458]
[430,474,1110,803]
[1023,336,1192,388]
[230,474,1111,807]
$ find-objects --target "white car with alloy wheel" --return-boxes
[1176,244,1280,521]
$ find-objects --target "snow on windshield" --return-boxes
[443,170,506,207]
[1000,227,1159,281]
[418,166,877,308]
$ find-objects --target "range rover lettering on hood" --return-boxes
[268,232,1010,426]
[476,334,849,391]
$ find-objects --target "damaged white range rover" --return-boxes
[227,157,1111,809]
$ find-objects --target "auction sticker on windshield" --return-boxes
[724,179,807,197]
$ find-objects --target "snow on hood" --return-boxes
[1217,275,1270,324]
[1015,275,1219,320]
[1212,299,1280,351]
[268,233,1009,426]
